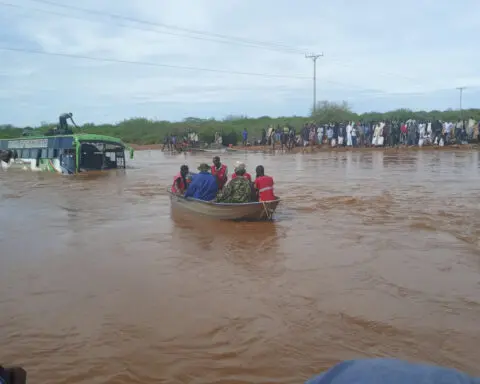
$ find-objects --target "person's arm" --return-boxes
[216,182,231,202]
[175,178,183,191]
[249,182,257,202]
[254,179,260,198]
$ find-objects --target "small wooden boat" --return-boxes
[168,190,280,221]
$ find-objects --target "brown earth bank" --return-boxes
[130,143,480,153]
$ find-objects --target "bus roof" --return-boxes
[0,133,128,150]
[74,133,126,146]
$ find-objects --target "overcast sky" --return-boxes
[0,0,479,126]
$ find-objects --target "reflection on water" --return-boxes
[1,149,480,383]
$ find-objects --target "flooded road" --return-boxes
[1,149,480,383]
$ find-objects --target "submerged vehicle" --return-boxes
[0,133,134,174]
[168,189,280,221]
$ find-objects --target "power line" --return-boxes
[0,46,393,94]
[0,1,305,55]
[25,0,309,54]
[25,0,430,84]
[0,46,312,79]
[1,1,429,85]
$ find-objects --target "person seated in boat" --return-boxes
[211,156,228,190]
[216,163,256,204]
[231,161,252,181]
[171,165,192,195]
[254,165,276,202]
[184,163,218,201]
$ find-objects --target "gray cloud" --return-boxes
[0,0,479,125]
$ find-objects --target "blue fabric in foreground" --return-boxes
[305,358,480,384]
[184,171,218,201]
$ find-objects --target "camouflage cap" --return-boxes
[234,161,246,172]
[197,163,210,172]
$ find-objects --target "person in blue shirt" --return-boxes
[184,163,218,201]
[305,358,480,384]
[242,129,248,146]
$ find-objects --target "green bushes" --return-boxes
[1,102,477,144]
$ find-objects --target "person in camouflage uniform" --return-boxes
[216,164,256,203]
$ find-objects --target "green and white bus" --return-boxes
[0,133,134,174]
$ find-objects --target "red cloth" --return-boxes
[171,172,186,193]
[254,175,275,201]
[232,172,252,181]
[211,164,227,189]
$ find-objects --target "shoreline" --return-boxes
[129,143,480,153]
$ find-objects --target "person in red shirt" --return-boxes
[171,165,191,194]
[211,156,228,190]
[231,162,252,181]
[254,165,276,202]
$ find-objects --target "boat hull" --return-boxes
[168,191,279,221]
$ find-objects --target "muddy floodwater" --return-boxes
[1,149,480,383]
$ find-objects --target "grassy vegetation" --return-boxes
[1,101,478,145]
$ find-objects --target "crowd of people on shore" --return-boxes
[159,118,479,152]
[171,156,276,203]
[255,118,479,149]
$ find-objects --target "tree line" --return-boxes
[0,101,478,146]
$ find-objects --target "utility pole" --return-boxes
[456,86,466,122]
[457,87,465,113]
[305,52,324,114]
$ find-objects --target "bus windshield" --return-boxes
[79,141,126,170]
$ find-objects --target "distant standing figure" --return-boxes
[254,165,275,202]
[162,134,171,151]
[261,128,267,145]
[242,129,248,146]
[267,126,274,146]
[346,122,353,146]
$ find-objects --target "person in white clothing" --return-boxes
[351,124,357,147]
[346,123,353,146]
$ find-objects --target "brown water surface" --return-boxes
[1,150,480,383]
